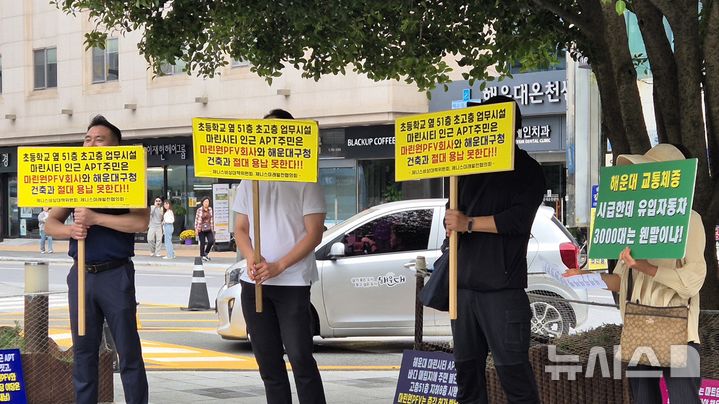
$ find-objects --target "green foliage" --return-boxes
[53,0,570,91]
[382,184,402,203]
[0,323,25,351]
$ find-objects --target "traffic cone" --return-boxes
[184,257,211,311]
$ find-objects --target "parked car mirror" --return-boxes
[328,242,346,260]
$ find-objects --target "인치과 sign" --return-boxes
[395,102,516,181]
[192,118,319,183]
[590,158,697,260]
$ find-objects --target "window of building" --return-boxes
[230,57,250,68]
[92,38,119,83]
[33,47,57,90]
[159,58,188,76]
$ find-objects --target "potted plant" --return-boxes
[179,229,196,245]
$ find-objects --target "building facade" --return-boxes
[0,2,430,239]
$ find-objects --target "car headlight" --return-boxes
[224,266,243,288]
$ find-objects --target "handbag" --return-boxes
[419,239,450,312]
[620,269,689,367]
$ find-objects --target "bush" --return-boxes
[179,229,196,240]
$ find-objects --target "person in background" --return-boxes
[566,143,706,404]
[38,207,53,254]
[443,95,545,403]
[195,197,215,261]
[233,108,327,403]
[147,197,163,257]
[162,200,175,259]
[44,114,149,404]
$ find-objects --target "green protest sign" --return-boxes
[589,158,697,260]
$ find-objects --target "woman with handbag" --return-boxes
[195,197,215,262]
[566,144,706,403]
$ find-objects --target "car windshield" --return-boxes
[551,215,577,244]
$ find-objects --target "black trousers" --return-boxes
[67,262,148,404]
[628,343,702,404]
[198,230,215,257]
[240,281,326,404]
[451,288,539,404]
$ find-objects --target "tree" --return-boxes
[56,0,719,307]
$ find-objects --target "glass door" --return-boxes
[319,159,357,227]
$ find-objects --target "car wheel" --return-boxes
[529,300,571,338]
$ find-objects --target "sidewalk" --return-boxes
[115,370,400,403]
[0,237,238,270]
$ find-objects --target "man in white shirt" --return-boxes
[147,197,163,256]
[232,109,327,404]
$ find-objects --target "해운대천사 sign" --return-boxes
[589,158,697,260]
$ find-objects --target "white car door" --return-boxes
[319,207,437,331]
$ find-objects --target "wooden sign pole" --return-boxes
[77,239,86,336]
[449,176,458,320]
[252,180,263,313]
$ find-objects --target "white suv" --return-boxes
[216,199,588,340]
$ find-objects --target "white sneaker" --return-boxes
[201,256,209,262]
[162,256,174,260]
[48,250,53,254]
[40,251,46,254]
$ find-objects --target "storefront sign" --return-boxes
[0,147,15,173]
[17,146,147,208]
[590,159,697,259]
[192,118,319,182]
[516,116,565,153]
[395,102,516,181]
[144,137,192,166]
[0,348,28,403]
[345,125,395,159]
[429,70,567,116]
[212,183,231,243]
[394,350,457,404]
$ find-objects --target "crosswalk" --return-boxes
[0,294,68,313]
[49,328,259,370]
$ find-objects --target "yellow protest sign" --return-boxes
[17,146,147,208]
[395,102,516,181]
[192,118,319,183]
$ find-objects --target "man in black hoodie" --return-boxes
[444,95,545,403]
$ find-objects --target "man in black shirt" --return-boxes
[45,115,150,404]
[444,96,545,403]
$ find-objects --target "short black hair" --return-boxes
[88,115,122,143]
[264,109,294,119]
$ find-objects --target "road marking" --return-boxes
[0,295,68,313]
[151,356,241,362]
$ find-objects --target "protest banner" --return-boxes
[395,103,517,320]
[192,118,320,312]
[17,145,147,335]
[394,350,457,404]
[0,349,26,404]
[589,159,697,260]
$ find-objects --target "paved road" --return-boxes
[0,260,419,371]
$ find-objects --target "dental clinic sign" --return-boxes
[589,159,697,259]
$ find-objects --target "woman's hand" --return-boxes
[619,247,658,276]
[563,268,590,277]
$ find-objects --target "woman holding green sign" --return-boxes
[566,143,706,404]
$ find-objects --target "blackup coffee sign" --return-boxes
[344,125,395,159]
